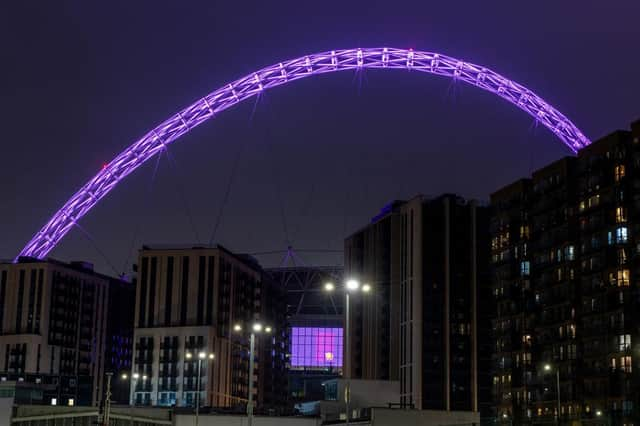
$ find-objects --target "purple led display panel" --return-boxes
[291,327,343,368]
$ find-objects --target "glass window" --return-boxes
[564,245,575,261]
[618,335,631,351]
[616,227,628,243]
[617,269,630,287]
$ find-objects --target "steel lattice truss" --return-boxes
[19,47,591,260]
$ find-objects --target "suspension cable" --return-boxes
[74,222,121,278]
[121,152,163,275]
[208,136,247,246]
[162,147,202,245]
[260,99,291,247]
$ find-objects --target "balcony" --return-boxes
[160,341,178,350]
[135,351,154,363]
[160,353,178,363]
[159,383,178,392]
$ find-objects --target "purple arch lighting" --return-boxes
[19,47,591,260]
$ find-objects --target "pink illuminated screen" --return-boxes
[291,327,343,368]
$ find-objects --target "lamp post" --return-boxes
[544,364,560,425]
[102,372,113,426]
[234,322,273,426]
[122,372,143,406]
[186,350,215,426]
[324,279,372,426]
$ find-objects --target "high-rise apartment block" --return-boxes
[131,245,287,411]
[345,195,492,414]
[0,258,134,406]
[490,119,640,424]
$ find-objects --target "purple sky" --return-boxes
[1,1,639,275]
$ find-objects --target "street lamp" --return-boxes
[234,322,273,426]
[122,372,145,406]
[324,279,372,426]
[185,350,215,426]
[544,364,561,425]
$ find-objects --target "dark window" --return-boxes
[206,257,215,325]
[138,257,149,328]
[35,269,43,333]
[197,256,205,325]
[181,257,189,326]
[165,257,174,326]
[16,270,25,333]
[148,257,157,327]
[0,271,6,334]
[36,344,41,373]
[27,269,37,333]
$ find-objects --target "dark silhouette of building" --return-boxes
[345,195,492,415]
[104,277,136,404]
[131,245,287,412]
[0,258,133,407]
[490,118,640,425]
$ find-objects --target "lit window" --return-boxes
[618,248,627,265]
[520,225,530,239]
[616,227,629,243]
[615,164,626,182]
[618,269,630,287]
[616,207,627,223]
[521,261,530,277]
[618,334,631,351]
[564,245,575,261]
[620,356,632,373]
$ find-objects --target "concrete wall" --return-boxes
[0,398,13,426]
[371,407,480,426]
[174,414,321,426]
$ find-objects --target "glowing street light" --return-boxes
[233,322,273,426]
[543,364,560,425]
[322,278,372,426]
[346,279,359,291]
[185,350,215,426]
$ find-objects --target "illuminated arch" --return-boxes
[19,47,590,259]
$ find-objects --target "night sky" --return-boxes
[1,1,639,275]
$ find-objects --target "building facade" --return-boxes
[490,118,640,424]
[131,245,287,412]
[266,266,343,405]
[0,258,133,406]
[344,195,492,414]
